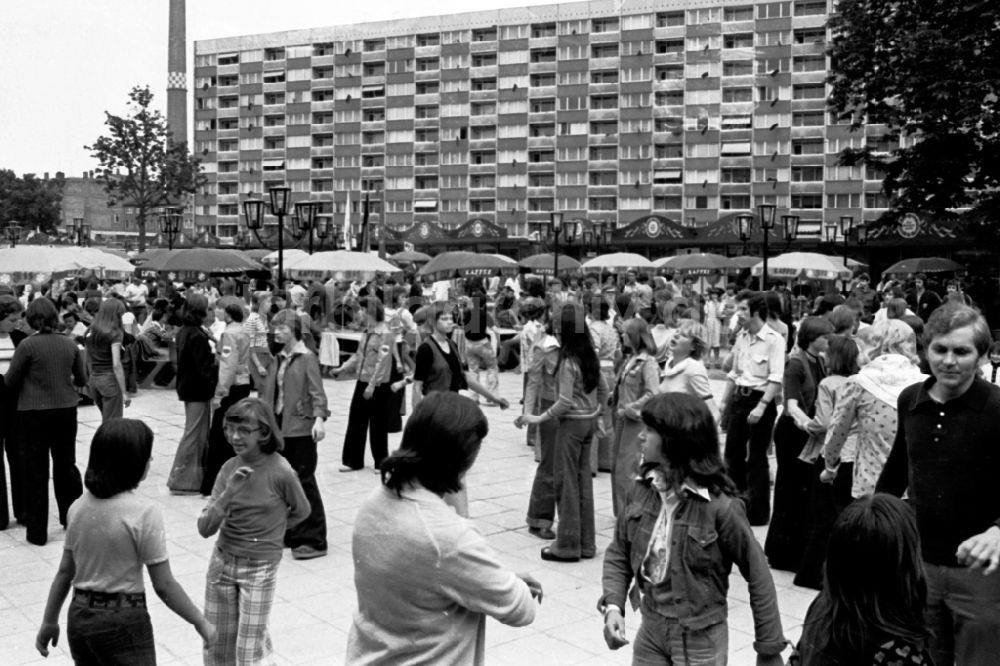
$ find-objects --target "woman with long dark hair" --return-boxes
[599,393,786,665]
[519,303,607,562]
[168,293,217,494]
[4,298,87,545]
[793,494,930,665]
[84,299,129,422]
[348,392,540,664]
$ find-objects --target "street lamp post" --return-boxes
[242,186,291,289]
[826,215,867,266]
[294,201,320,254]
[780,214,800,249]
[549,211,563,279]
[5,222,22,247]
[757,203,776,290]
[159,206,181,250]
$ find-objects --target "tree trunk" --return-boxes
[137,212,147,252]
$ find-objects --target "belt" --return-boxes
[599,360,615,368]
[733,385,765,398]
[73,589,147,609]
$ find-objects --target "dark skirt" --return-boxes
[764,415,813,572]
[794,458,855,590]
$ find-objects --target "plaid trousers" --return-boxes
[204,548,280,666]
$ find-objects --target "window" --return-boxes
[530,98,555,113]
[653,168,682,184]
[590,146,617,160]
[471,77,497,91]
[361,154,384,167]
[723,60,753,77]
[865,192,890,208]
[793,111,825,126]
[591,70,618,84]
[415,81,439,95]
[865,165,886,180]
[472,27,497,41]
[589,196,617,210]
[792,166,824,182]
[414,152,438,166]
[688,8,720,23]
[655,90,684,106]
[794,56,826,73]
[471,102,496,116]
[312,88,334,102]
[722,87,752,103]
[531,22,557,38]
[686,195,714,209]
[655,196,683,209]
[472,53,497,67]
[528,198,555,212]
[792,138,824,155]
[590,95,618,110]
[757,2,791,19]
[592,43,619,58]
[827,193,861,208]
[529,173,555,187]
[528,149,555,163]
[794,27,826,44]
[530,73,556,87]
[721,141,752,156]
[655,65,683,81]
[721,194,752,210]
[530,48,556,63]
[757,58,790,74]
[363,62,385,77]
[416,58,439,72]
[529,123,555,137]
[469,199,495,212]
[415,128,440,142]
[794,0,827,16]
[589,171,616,186]
[791,194,823,208]
[655,143,683,159]
[590,121,618,135]
[470,150,496,164]
[721,167,752,183]
[655,11,684,27]
[470,125,496,140]
[416,33,440,46]
[722,115,752,130]
[724,5,754,21]
[592,17,619,33]
[686,143,720,158]
[654,116,683,132]
[724,34,753,49]
[363,38,385,52]
[361,84,385,98]
[793,83,826,99]
[264,47,285,61]
[217,53,238,66]
[656,39,684,54]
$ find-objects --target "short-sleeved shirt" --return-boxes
[414,338,468,395]
[727,323,786,389]
[85,330,124,373]
[65,491,168,594]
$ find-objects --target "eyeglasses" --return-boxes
[224,424,261,438]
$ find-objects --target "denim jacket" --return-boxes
[600,482,786,657]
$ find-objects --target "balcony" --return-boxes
[311,145,335,156]
[263,82,286,93]
[311,100,335,111]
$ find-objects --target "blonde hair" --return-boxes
[675,319,708,359]
[865,319,918,364]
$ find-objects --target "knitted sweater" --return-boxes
[4,333,87,411]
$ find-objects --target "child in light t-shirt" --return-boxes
[36,419,213,663]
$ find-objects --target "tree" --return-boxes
[0,169,64,234]
[87,85,205,251]
[827,0,1000,234]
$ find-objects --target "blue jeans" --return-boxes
[632,614,728,666]
[551,418,596,558]
[67,595,156,665]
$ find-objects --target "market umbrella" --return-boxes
[262,249,310,269]
[288,250,402,281]
[657,253,735,275]
[518,253,581,276]
[243,248,271,260]
[417,251,519,281]
[729,256,762,270]
[580,253,654,272]
[71,247,137,278]
[750,252,853,281]
[882,257,965,277]
[136,248,264,278]
[389,250,431,264]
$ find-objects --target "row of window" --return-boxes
[197,2,830,66]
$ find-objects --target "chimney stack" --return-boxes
[167,0,188,146]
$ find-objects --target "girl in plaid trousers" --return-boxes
[198,398,311,665]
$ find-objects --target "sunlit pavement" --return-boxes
[0,371,813,665]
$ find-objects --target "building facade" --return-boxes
[192,0,893,246]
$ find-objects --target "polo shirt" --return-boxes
[726,323,785,390]
[876,376,1000,566]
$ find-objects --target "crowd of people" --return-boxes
[0,262,998,664]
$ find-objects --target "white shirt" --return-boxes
[432,280,451,303]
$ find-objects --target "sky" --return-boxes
[0,0,538,179]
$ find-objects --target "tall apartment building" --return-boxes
[192,0,893,244]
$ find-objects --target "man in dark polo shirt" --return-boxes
[877,304,1000,666]
[719,290,785,525]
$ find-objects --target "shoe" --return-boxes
[528,526,556,540]
[338,465,362,472]
[540,547,579,562]
[292,546,328,560]
[169,489,200,496]
[581,551,597,560]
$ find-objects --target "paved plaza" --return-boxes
[0,372,816,665]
